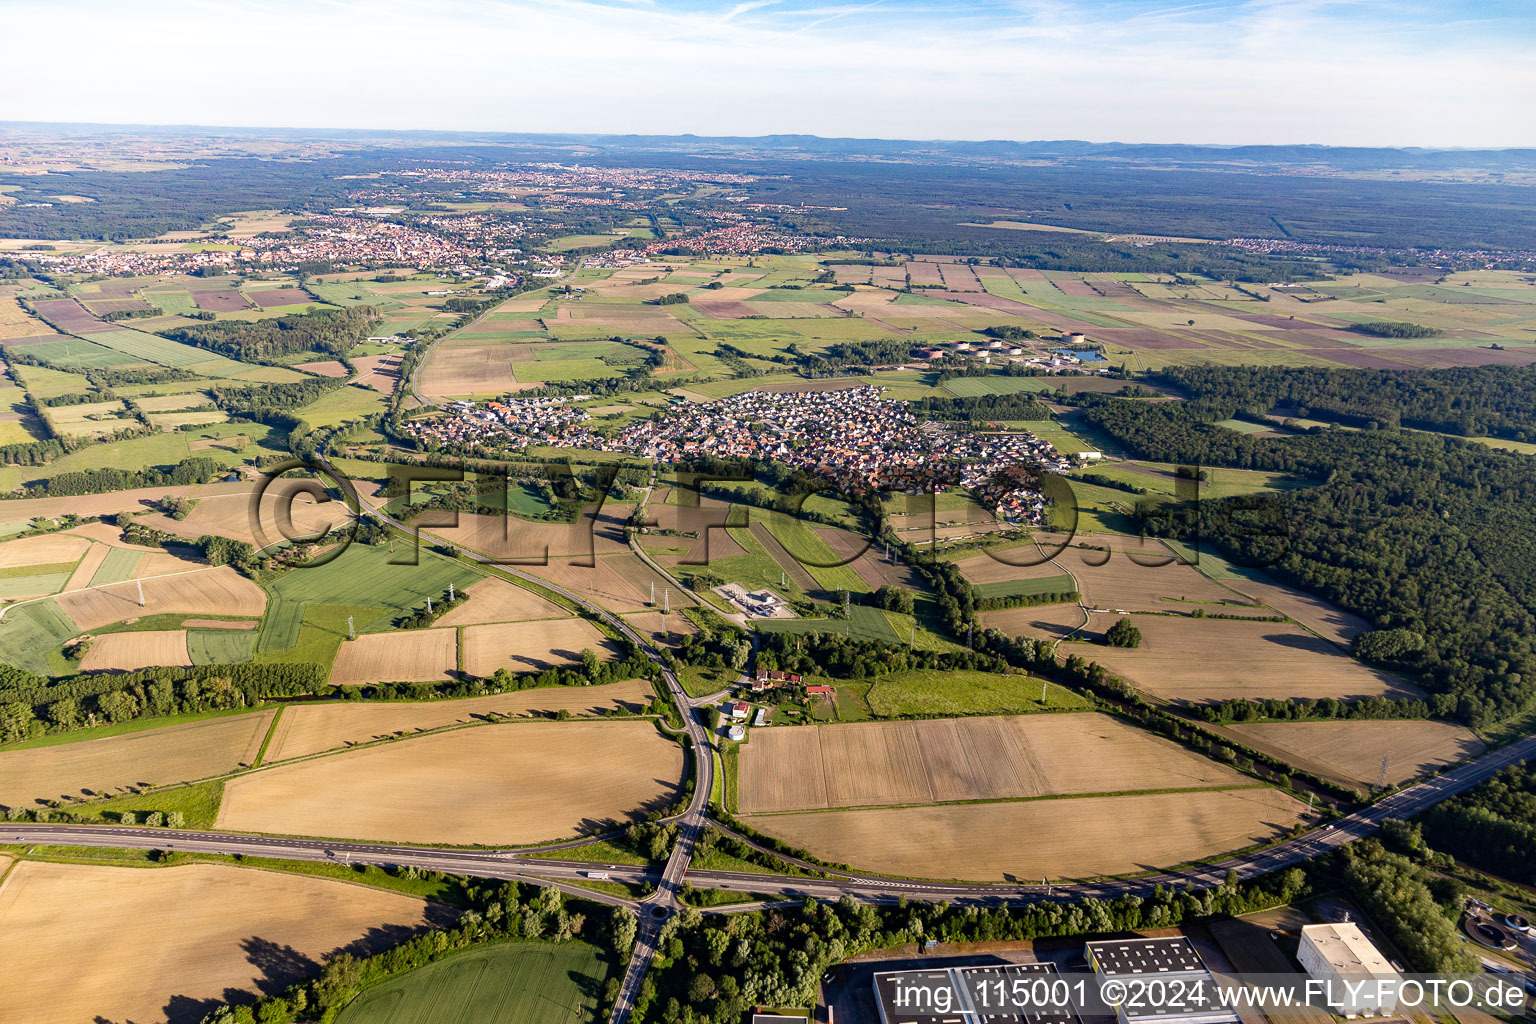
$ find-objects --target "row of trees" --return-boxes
[14,454,227,499]
[0,662,325,747]
[633,866,1312,1023]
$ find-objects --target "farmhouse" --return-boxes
[805,685,834,698]
[752,668,802,693]
[1296,923,1400,1018]
[1085,937,1239,1024]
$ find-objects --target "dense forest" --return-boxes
[1155,363,1536,441]
[159,305,379,361]
[1071,394,1536,725]
[1420,764,1536,881]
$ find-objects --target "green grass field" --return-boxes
[759,512,869,594]
[264,541,481,634]
[862,668,1093,717]
[18,337,144,369]
[0,600,79,674]
[77,326,252,375]
[187,628,257,665]
[755,604,899,643]
[942,375,1058,397]
[90,546,143,586]
[297,383,387,428]
[971,575,1077,600]
[335,942,611,1024]
[0,571,71,599]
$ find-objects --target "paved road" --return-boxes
[349,472,713,1024]
[13,728,1533,910]
[53,448,1511,1020]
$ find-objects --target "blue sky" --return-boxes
[3,0,1533,146]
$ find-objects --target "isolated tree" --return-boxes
[1105,617,1142,648]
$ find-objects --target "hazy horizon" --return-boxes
[3,0,1533,149]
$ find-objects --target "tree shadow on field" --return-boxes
[327,918,454,963]
[242,935,321,995]
[158,992,236,1024]
[1261,631,1337,655]
[568,966,603,1003]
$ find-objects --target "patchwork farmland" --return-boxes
[0,710,275,808]
[737,713,1245,814]
[215,720,685,844]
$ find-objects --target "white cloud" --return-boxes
[0,0,1531,146]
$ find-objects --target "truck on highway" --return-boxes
[585,871,611,880]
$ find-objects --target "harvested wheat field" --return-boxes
[1219,720,1484,788]
[952,548,1067,586]
[329,628,458,686]
[1075,614,1418,703]
[623,610,698,645]
[461,617,619,676]
[0,861,442,1024]
[78,629,192,671]
[136,485,355,547]
[263,678,656,761]
[217,720,684,843]
[62,542,111,589]
[0,482,243,524]
[744,787,1306,881]
[182,618,257,629]
[1222,575,1372,646]
[433,576,567,626]
[418,339,529,399]
[0,532,90,568]
[738,713,1243,814]
[1067,554,1249,612]
[521,551,689,614]
[0,710,274,807]
[429,509,632,561]
[981,601,1087,642]
[58,566,266,630]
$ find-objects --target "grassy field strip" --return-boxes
[252,706,284,767]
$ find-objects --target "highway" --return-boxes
[12,726,1534,908]
[40,450,1516,1020]
[348,463,712,1024]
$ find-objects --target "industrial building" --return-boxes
[871,961,1083,1024]
[1084,937,1240,1024]
[1296,923,1400,1018]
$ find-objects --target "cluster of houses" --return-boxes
[26,212,518,279]
[412,396,600,450]
[417,385,1074,524]
[719,672,838,739]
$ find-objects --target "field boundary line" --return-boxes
[739,781,1275,818]
[0,564,231,622]
[252,707,283,768]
